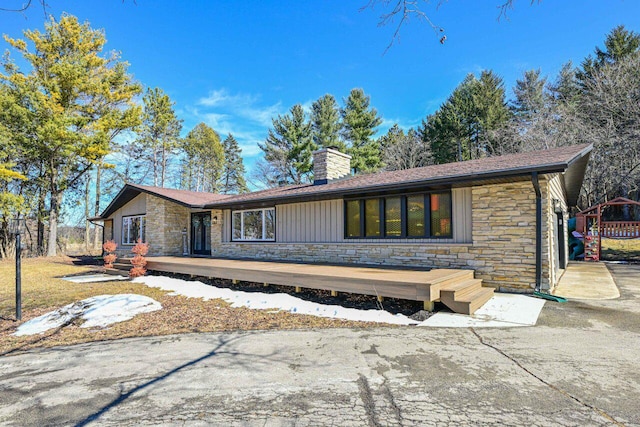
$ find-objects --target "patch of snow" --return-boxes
[420,294,545,328]
[14,294,161,336]
[133,276,419,325]
[134,276,545,328]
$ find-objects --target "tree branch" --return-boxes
[363,0,541,52]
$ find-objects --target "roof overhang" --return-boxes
[206,144,594,210]
[98,184,207,219]
[562,145,592,207]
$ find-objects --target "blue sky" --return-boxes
[2,0,639,181]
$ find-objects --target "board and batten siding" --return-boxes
[546,173,568,286]
[112,193,146,247]
[222,187,472,244]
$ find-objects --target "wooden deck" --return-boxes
[131,256,494,315]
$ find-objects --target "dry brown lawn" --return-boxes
[0,257,378,355]
[601,238,640,262]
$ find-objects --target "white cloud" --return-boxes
[197,88,282,127]
[198,89,256,108]
[187,89,290,170]
[246,102,282,127]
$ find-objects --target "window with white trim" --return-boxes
[232,208,275,241]
[122,215,146,245]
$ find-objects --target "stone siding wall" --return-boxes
[146,195,189,256]
[468,180,542,291]
[215,242,473,270]
[214,179,557,292]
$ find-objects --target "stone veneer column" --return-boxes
[210,209,223,256]
[146,195,190,256]
[468,179,551,291]
[145,195,165,256]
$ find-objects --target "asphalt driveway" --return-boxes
[1,263,639,426]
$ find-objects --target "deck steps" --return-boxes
[439,278,494,315]
[110,261,131,272]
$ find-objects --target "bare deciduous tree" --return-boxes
[380,125,433,170]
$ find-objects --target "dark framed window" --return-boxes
[384,197,402,237]
[430,192,452,237]
[345,200,361,237]
[407,195,425,237]
[344,191,452,239]
[365,199,381,237]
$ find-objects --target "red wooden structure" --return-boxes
[575,197,640,261]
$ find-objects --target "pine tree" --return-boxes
[423,75,475,163]
[471,70,510,155]
[221,133,248,194]
[511,69,547,119]
[596,25,640,65]
[258,104,314,185]
[578,25,640,85]
[0,14,140,256]
[138,87,183,187]
[311,94,344,151]
[181,123,225,192]
[423,71,509,163]
[341,88,383,173]
[549,62,581,107]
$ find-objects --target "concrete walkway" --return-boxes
[553,261,620,300]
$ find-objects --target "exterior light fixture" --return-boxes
[552,199,563,214]
[212,215,219,224]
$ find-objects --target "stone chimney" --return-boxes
[313,147,351,185]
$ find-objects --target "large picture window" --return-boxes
[345,192,452,239]
[122,215,146,245]
[232,208,275,241]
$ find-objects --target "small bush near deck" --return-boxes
[103,253,117,268]
[102,240,118,268]
[129,240,149,278]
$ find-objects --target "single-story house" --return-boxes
[94,143,592,293]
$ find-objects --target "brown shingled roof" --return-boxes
[127,184,229,205]
[206,143,592,208]
[99,183,231,218]
[98,144,592,218]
